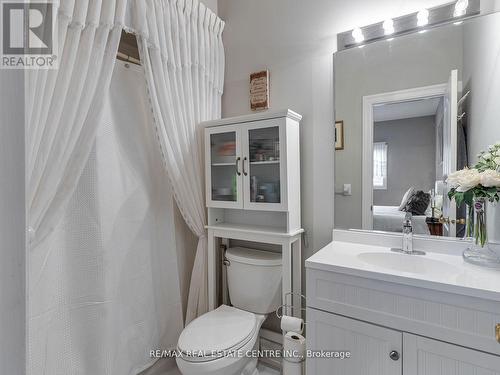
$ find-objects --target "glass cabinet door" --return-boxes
[208,130,241,206]
[246,125,283,207]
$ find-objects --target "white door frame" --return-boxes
[362,84,447,230]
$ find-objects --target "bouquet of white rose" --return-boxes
[447,141,500,207]
[447,168,500,208]
[446,142,500,266]
[475,142,500,172]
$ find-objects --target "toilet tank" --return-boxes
[225,247,282,314]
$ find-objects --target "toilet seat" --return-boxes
[177,305,258,363]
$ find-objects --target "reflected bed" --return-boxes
[373,205,430,235]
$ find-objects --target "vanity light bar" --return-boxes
[417,9,430,27]
[337,0,480,51]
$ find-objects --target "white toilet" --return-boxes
[176,247,282,375]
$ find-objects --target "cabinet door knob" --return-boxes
[389,350,400,361]
[496,323,500,343]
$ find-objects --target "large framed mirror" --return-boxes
[334,9,500,238]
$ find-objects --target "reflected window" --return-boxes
[373,142,388,190]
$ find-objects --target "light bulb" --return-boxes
[352,27,364,43]
[383,19,394,35]
[454,0,468,17]
[417,9,429,27]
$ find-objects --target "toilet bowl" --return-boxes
[176,305,266,375]
[176,247,282,375]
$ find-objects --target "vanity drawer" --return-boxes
[306,268,500,356]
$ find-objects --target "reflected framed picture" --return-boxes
[335,120,344,150]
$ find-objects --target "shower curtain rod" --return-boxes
[117,51,141,65]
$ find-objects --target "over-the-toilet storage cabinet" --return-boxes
[203,110,303,315]
[205,112,300,219]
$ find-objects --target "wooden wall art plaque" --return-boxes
[250,70,269,111]
[335,120,344,150]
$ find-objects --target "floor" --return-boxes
[139,359,179,375]
[140,358,280,375]
[256,363,280,374]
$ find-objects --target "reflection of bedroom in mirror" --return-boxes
[334,10,500,238]
[372,96,448,236]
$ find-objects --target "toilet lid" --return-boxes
[177,305,257,359]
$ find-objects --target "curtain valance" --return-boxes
[125,0,225,93]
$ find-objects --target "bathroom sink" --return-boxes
[357,252,461,277]
[306,232,500,302]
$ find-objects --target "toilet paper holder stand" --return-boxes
[275,292,306,319]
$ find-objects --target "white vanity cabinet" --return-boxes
[204,110,301,212]
[306,235,500,375]
[307,308,500,375]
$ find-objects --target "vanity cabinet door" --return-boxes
[307,308,402,375]
[403,333,500,375]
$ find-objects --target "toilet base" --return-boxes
[176,354,260,375]
[241,357,259,375]
[176,309,266,375]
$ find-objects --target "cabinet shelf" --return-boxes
[206,222,304,237]
[211,162,235,167]
[249,160,280,165]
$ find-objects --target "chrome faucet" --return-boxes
[392,212,425,255]
[402,212,413,253]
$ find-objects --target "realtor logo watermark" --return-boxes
[1,1,57,68]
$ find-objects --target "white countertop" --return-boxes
[306,240,500,302]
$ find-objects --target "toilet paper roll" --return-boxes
[281,315,304,334]
[283,358,304,375]
[283,331,306,375]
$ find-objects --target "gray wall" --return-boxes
[201,0,217,13]
[462,12,500,242]
[217,0,452,259]
[0,70,26,374]
[373,116,436,206]
[334,24,463,230]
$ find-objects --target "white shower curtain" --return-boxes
[27,0,126,249]
[131,0,225,323]
[29,61,184,375]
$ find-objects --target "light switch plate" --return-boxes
[343,184,352,196]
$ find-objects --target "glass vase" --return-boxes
[462,197,500,268]
[461,203,474,242]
